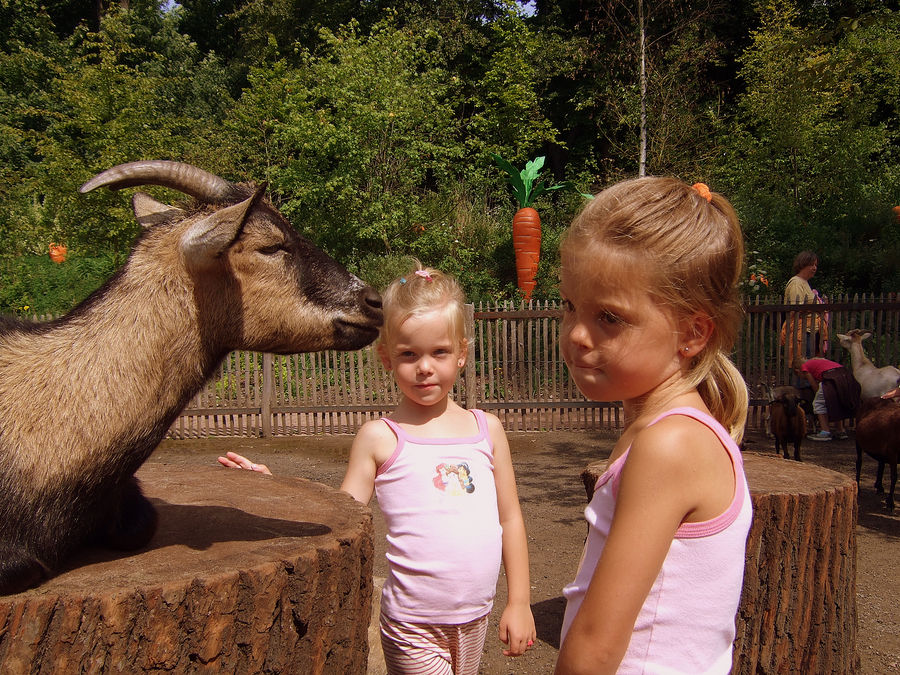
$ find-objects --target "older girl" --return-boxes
[555,178,752,674]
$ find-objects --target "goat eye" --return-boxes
[258,244,285,256]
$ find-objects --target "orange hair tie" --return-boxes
[692,182,712,203]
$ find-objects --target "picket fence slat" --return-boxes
[163,295,899,438]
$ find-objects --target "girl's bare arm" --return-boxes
[555,417,732,674]
[340,419,395,504]
[488,413,536,656]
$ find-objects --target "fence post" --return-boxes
[261,352,273,437]
[464,303,477,410]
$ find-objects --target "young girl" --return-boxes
[554,178,753,674]
[221,265,535,674]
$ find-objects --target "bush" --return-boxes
[0,251,121,315]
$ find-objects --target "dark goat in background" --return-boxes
[766,385,807,461]
[0,161,383,595]
[855,396,900,512]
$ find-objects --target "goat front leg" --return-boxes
[0,543,51,595]
[793,439,802,462]
[98,476,159,551]
[855,444,863,485]
[775,439,788,460]
[887,462,896,513]
[874,461,886,495]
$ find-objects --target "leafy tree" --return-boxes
[717,0,900,293]
[466,6,563,164]
[1,2,233,256]
[532,0,741,182]
[223,16,463,262]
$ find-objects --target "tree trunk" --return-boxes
[638,0,647,177]
[0,464,374,674]
[580,451,858,673]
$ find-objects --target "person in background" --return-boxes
[792,356,860,441]
[782,250,824,362]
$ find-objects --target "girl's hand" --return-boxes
[217,451,272,475]
[498,601,536,657]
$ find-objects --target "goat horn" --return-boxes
[79,161,236,203]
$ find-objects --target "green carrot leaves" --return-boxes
[491,153,591,208]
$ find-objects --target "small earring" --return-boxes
[683,347,690,353]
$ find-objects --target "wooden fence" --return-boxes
[167,293,900,438]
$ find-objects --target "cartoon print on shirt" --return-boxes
[433,462,475,495]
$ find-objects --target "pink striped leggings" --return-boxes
[379,611,489,675]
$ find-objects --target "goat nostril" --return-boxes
[362,288,383,311]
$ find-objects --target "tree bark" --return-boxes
[0,465,374,674]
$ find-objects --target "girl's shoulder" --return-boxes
[477,409,503,430]
[355,417,401,462]
[625,409,737,521]
[629,409,728,468]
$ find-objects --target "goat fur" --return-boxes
[837,330,900,398]
[766,385,807,461]
[0,162,383,595]
[855,396,900,513]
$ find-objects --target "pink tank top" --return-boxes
[561,407,753,674]
[375,409,503,624]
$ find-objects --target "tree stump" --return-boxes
[0,464,374,674]
[580,451,858,674]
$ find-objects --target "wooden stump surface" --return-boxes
[0,464,374,674]
[580,451,858,674]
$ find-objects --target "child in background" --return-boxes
[554,178,753,675]
[792,356,859,441]
[221,264,535,674]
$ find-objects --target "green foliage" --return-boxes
[715,0,900,293]
[223,17,464,261]
[1,0,899,312]
[0,251,120,315]
[0,3,234,258]
[491,153,587,208]
[466,7,561,162]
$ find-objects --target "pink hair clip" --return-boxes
[415,270,433,281]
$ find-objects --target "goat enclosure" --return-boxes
[160,294,900,438]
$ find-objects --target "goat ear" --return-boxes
[180,187,265,267]
[132,192,183,228]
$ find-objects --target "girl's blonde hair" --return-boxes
[380,262,468,351]
[562,177,748,442]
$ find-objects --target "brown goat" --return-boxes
[767,385,807,461]
[855,396,900,512]
[0,161,383,595]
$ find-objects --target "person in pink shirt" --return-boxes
[221,264,535,674]
[555,178,752,674]
[792,356,859,441]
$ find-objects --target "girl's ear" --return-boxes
[679,313,714,359]
[457,338,469,368]
[377,343,392,371]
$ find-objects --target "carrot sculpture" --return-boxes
[492,154,582,299]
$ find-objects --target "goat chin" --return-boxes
[0,161,383,594]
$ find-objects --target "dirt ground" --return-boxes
[155,427,899,674]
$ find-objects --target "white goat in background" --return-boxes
[837,330,900,399]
